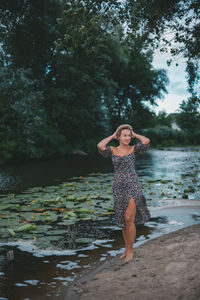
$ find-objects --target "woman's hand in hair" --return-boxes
[112,130,118,140]
[131,130,136,138]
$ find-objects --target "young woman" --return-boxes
[97,124,151,262]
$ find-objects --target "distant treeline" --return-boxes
[144,110,200,147]
[0,1,199,163]
[145,126,200,148]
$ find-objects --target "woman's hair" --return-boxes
[116,124,133,139]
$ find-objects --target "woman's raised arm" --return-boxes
[97,131,117,151]
[131,131,150,145]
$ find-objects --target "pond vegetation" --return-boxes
[1,148,200,251]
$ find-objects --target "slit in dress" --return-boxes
[124,197,137,225]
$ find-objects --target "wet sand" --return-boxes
[66,223,200,300]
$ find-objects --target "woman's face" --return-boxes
[119,129,132,145]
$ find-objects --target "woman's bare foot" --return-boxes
[124,249,134,263]
[120,250,127,259]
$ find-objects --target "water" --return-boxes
[0,155,112,193]
[0,147,200,299]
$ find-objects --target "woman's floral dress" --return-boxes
[99,142,151,227]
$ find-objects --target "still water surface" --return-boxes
[0,147,200,299]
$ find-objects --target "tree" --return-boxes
[156,110,172,127]
[125,0,200,98]
[176,97,200,133]
[0,65,68,160]
[0,66,44,159]
[0,0,60,78]
[107,43,168,130]
[45,0,122,148]
[0,0,175,161]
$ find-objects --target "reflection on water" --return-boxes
[0,155,113,193]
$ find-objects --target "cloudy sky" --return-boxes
[152,49,190,115]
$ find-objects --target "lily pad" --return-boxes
[16,224,37,232]
[0,214,10,219]
[7,229,15,236]
[76,196,87,202]
[32,208,46,212]
[78,215,93,220]
[34,235,63,249]
[107,206,114,212]
[76,208,94,214]
[0,204,12,210]
[68,211,77,217]
[66,195,76,201]
[57,220,75,226]
[46,230,67,235]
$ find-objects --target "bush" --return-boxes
[144,125,200,147]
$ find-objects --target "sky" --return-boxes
[152,49,190,115]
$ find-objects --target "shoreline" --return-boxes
[66,223,200,300]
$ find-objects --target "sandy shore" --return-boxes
[66,223,200,300]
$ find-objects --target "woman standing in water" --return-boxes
[97,124,151,262]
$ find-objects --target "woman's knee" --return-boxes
[125,214,134,225]
[125,198,136,225]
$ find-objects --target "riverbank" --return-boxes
[67,223,200,300]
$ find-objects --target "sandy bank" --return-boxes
[67,223,200,300]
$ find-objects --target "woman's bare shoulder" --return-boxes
[111,145,134,155]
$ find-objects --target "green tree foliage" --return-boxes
[44,0,168,148]
[176,97,200,133]
[0,66,43,159]
[155,111,173,127]
[45,0,120,149]
[0,0,60,78]
[0,65,68,160]
[144,125,188,147]
[107,44,168,130]
[145,99,200,147]
[1,0,199,162]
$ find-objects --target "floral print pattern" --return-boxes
[98,142,151,227]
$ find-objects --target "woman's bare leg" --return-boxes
[120,227,128,258]
[124,198,136,262]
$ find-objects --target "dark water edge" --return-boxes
[0,154,113,194]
